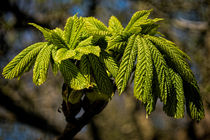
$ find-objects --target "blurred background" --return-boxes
[0,0,210,140]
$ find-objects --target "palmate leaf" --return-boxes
[133,36,155,115]
[3,42,47,79]
[163,68,185,118]
[116,35,137,94]
[146,35,195,85]
[60,60,90,90]
[33,44,54,85]
[88,54,113,96]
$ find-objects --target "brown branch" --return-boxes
[57,84,108,140]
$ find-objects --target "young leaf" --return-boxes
[3,42,47,79]
[116,34,137,94]
[134,36,153,103]
[74,46,101,60]
[80,56,91,83]
[146,35,195,85]
[51,47,60,76]
[88,54,113,96]
[33,44,53,85]
[99,51,119,78]
[147,39,171,104]
[184,82,205,121]
[134,36,155,115]
[85,17,110,36]
[108,16,124,34]
[60,60,90,90]
[125,10,152,32]
[54,48,76,63]
[51,31,67,48]
[29,23,52,41]
[163,68,185,118]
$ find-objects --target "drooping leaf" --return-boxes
[163,68,185,118]
[33,44,53,85]
[184,82,205,121]
[116,34,137,94]
[3,42,47,79]
[147,39,171,104]
[133,36,154,114]
[146,35,195,85]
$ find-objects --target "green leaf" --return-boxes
[85,17,110,36]
[99,51,119,78]
[116,35,137,94]
[125,10,152,31]
[77,36,93,48]
[51,47,60,76]
[51,31,67,48]
[146,35,195,85]
[108,16,124,34]
[106,34,127,52]
[29,23,52,41]
[3,42,47,79]
[88,54,113,96]
[74,46,101,60]
[33,44,54,85]
[80,56,91,84]
[163,68,185,118]
[64,15,77,44]
[54,48,76,63]
[147,39,171,104]
[60,60,90,90]
[133,36,154,114]
[69,17,85,49]
[184,82,205,121]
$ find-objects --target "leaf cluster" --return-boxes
[2,10,204,121]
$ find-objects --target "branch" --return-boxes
[57,83,108,140]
